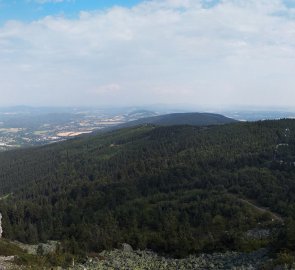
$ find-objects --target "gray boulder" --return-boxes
[121,243,133,252]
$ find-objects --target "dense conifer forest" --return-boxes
[0,120,294,259]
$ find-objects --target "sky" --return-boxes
[1,0,295,108]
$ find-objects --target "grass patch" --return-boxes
[0,239,27,256]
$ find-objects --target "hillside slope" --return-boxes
[109,112,237,131]
[0,120,294,258]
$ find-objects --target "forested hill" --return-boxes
[0,119,294,258]
[109,112,237,130]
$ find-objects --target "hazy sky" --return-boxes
[1,0,295,108]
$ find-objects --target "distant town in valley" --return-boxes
[0,106,159,151]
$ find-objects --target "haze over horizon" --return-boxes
[1,0,295,108]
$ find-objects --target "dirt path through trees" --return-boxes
[237,197,284,223]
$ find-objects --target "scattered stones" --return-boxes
[72,248,270,270]
[245,229,271,240]
[0,255,20,270]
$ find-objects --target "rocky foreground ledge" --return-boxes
[73,248,276,270]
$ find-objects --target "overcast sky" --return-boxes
[1,0,295,108]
